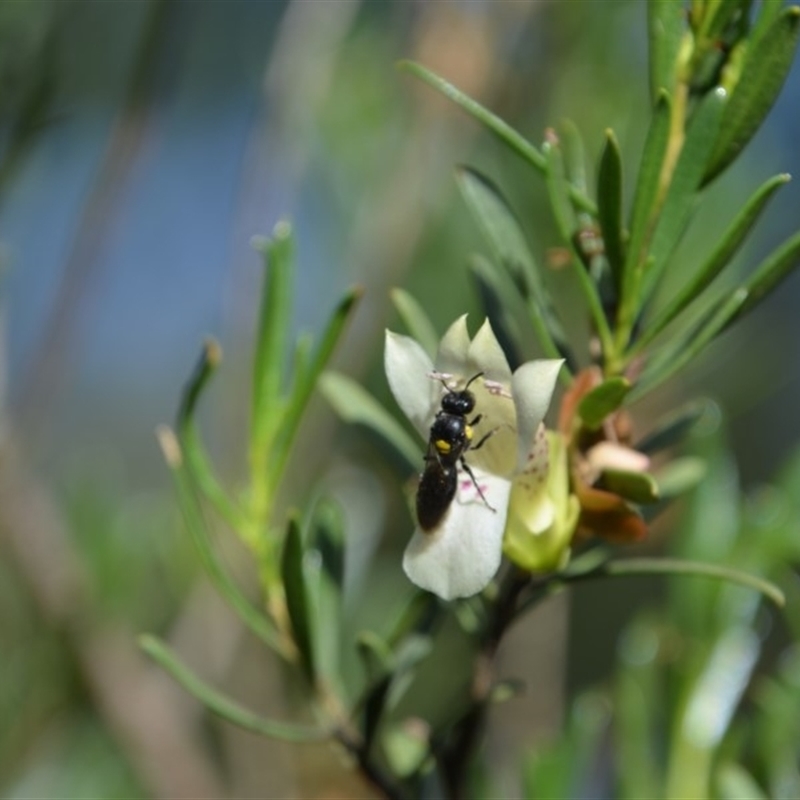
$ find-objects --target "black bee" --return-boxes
[416,372,496,532]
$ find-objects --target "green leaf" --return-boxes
[397,61,597,215]
[307,499,345,684]
[641,173,789,346]
[577,376,631,429]
[270,285,362,482]
[562,557,785,608]
[648,0,686,98]
[637,399,715,454]
[622,91,671,314]
[716,763,768,800]
[156,426,283,653]
[643,86,728,301]
[251,221,293,454]
[600,469,660,505]
[704,6,800,182]
[390,288,439,357]
[632,288,749,399]
[281,517,315,682]
[560,119,588,195]
[455,166,569,362]
[139,635,326,742]
[318,371,421,468]
[597,129,626,292]
[724,229,800,329]
[543,137,614,355]
[177,339,245,530]
[356,631,394,683]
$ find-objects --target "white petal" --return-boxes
[511,359,563,472]
[467,319,512,384]
[403,470,511,600]
[385,330,436,438]
[435,315,470,376]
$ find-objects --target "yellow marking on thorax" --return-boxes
[465,425,474,441]
[435,439,451,454]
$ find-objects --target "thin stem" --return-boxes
[438,568,531,799]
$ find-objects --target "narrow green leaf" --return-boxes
[641,173,789,346]
[560,119,588,195]
[156,426,283,653]
[563,557,785,608]
[577,376,631,430]
[251,221,293,453]
[622,91,672,311]
[636,399,714,454]
[648,0,686,98]
[270,286,362,482]
[716,763,768,800]
[356,631,394,682]
[653,456,707,499]
[307,499,345,683]
[177,340,245,530]
[704,7,800,182]
[456,166,570,361]
[543,137,614,355]
[632,288,748,399]
[644,87,728,300]
[139,635,326,742]
[281,517,315,682]
[724,229,800,328]
[597,129,626,292]
[318,371,421,468]
[600,469,660,505]
[390,288,439,357]
[398,60,597,214]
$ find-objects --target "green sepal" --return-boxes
[596,129,626,293]
[641,173,789,346]
[281,516,316,682]
[644,86,728,301]
[600,469,660,505]
[704,6,800,183]
[318,371,421,469]
[577,376,631,430]
[390,288,439,358]
[648,0,686,98]
[139,635,326,742]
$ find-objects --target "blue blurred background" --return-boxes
[2,1,799,796]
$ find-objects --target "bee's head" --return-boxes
[439,372,482,416]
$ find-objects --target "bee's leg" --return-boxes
[460,458,496,512]
[471,426,499,452]
[469,413,483,426]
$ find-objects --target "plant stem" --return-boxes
[438,568,531,799]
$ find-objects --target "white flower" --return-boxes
[384,316,563,600]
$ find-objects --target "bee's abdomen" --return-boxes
[416,464,458,532]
